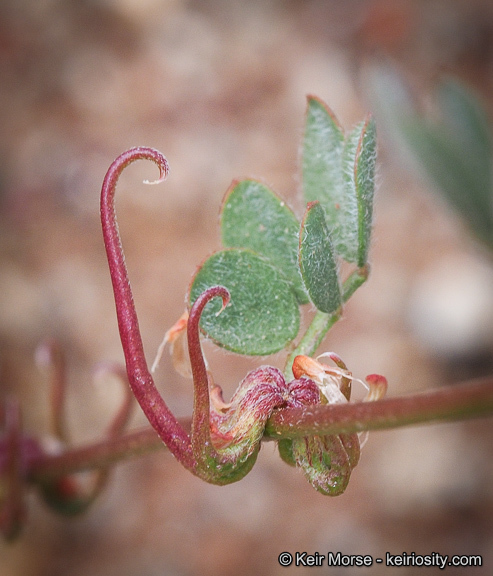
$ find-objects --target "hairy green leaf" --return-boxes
[299,202,341,314]
[302,96,345,231]
[339,123,363,261]
[354,117,377,266]
[221,179,308,303]
[303,96,376,264]
[189,249,300,355]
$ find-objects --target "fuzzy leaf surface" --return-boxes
[302,96,345,238]
[354,117,377,266]
[299,202,341,314]
[189,249,299,355]
[339,123,362,261]
[303,97,376,264]
[221,179,308,303]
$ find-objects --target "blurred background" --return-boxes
[1,0,493,574]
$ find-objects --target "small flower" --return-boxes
[292,353,353,403]
[293,353,387,404]
[282,354,387,496]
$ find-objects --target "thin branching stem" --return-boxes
[284,267,369,379]
[28,426,167,481]
[265,376,493,438]
[27,376,493,482]
[96,363,135,438]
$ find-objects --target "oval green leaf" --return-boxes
[189,248,300,355]
[299,202,341,314]
[221,179,308,304]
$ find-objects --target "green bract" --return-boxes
[290,434,354,496]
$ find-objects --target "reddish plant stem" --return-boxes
[28,425,179,481]
[265,377,493,438]
[100,147,194,471]
[27,376,493,482]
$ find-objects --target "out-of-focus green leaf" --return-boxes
[189,248,299,355]
[299,202,341,314]
[366,62,493,250]
[438,79,492,192]
[402,117,493,245]
[221,179,308,303]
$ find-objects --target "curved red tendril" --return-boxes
[187,286,230,465]
[100,147,194,471]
